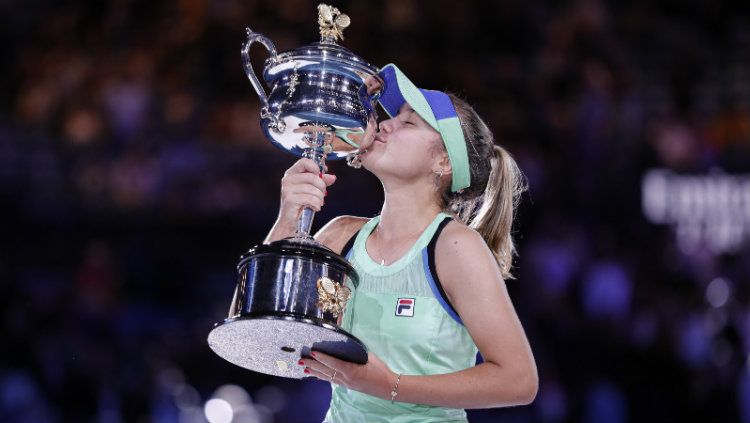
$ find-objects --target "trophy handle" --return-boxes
[242,28,282,129]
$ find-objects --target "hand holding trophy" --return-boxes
[207,4,384,379]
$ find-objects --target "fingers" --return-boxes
[299,352,350,384]
[300,357,330,374]
[309,351,348,370]
[283,160,336,194]
[280,158,337,213]
[281,186,324,211]
[304,366,332,381]
[299,358,336,382]
[322,173,337,186]
[284,171,328,194]
[285,158,318,175]
[285,158,328,176]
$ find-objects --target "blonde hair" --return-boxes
[440,94,527,279]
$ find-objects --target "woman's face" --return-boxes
[361,103,445,186]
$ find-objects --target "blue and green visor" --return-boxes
[377,63,471,192]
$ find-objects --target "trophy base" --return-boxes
[207,314,368,379]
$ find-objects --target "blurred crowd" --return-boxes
[1,0,749,422]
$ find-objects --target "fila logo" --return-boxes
[395,298,415,317]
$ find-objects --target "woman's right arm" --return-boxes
[262,157,367,254]
[265,113,376,246]
[263,158,337,244]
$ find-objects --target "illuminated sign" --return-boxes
[641,168,750,254]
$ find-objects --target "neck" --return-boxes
[377,182,443,240]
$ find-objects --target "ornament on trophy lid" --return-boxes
[317,4,351,42]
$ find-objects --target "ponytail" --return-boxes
[442,94,527,279]
[469,145,525,279]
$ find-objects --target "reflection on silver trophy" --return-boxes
[207,4,384,379]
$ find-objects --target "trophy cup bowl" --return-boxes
[207,4,384,379]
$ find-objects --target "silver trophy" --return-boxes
[207,4,383,379]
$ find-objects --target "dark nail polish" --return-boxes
[304,368,310,374]
[319,172,323,178]
[311,352,317,358]
[298,360,304,366]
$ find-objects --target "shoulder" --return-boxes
[435,219,491,259]
[434,219,503,300]
[314,215,369,255]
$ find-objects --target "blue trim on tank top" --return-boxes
[421,248,464,326]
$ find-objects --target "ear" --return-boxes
[432,151,453,176]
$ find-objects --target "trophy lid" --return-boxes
[262,4,378,81]
[243,4,383,160]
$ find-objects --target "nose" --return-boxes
[378,117,399,133]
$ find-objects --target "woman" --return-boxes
[264,64,537,422]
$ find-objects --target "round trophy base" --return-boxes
[207,314,368,379]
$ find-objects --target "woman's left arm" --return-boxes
[302,225,538,409]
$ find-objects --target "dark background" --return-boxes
[1,0,749,422]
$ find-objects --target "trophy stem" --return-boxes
[296,128,331,238]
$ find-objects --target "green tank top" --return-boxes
[324,212,479,423]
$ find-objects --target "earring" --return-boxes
[433,170,444,192]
